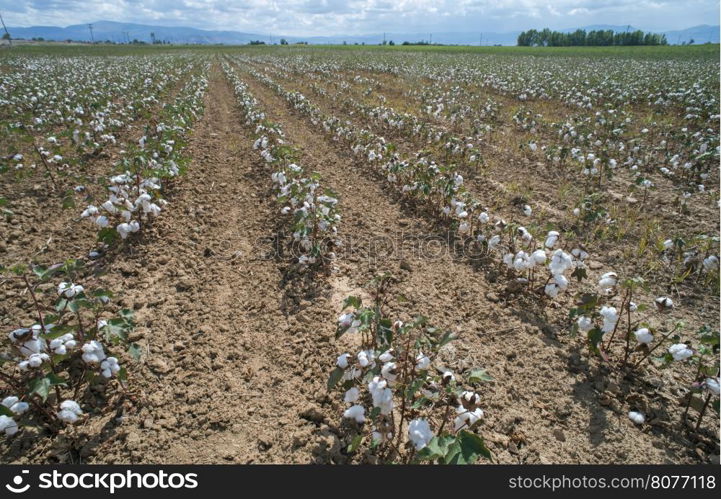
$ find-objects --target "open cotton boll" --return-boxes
[654,296,674,312]
[57,282,84,298]
[544,231,559,248]
[703,255,718,272]
[634,328,654,344]
[343,387,360,403]
[577,316,593,333]
[357,350,375,368]
[628,411,645,425]
[599,306,618,334]
[81,340,106,365]
[668,343,693,361]
[100,357,121,378]
[408,419,434,450]
[415,352,431,370]
[544,282,560,298]
[336,353,350,369]
[343,404,365,424]
[598,272,618,291]
[454,406,484,431]
[704,378,720,396]
[531,249,547,265]
[381,362,398,382]
[549,249,573,275]
[0,415,19,436]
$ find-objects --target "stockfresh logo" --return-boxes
[5,469,30,494]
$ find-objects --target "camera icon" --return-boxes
[5,470,30,494]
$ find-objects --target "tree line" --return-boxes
[517,28,668,47]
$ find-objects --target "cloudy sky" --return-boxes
[1,0,718,35]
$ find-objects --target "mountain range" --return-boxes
[5,21,719,46]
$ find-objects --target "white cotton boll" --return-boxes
[454,406,484,431]
[488,235,501,250]
[705,378,720,395]
[549,249,573,276]
[57,409,79,424]
[478,212,490,223]
[94,215,109,228]
[344,387,360,403]
[554,274,569,290]
[545,231,559,248]
[343,404,365,423]
[503,253,514,268]
[654,296,674,311]
[81,205,99,218]
[573,207,581,217]
[531,249,547,264]
[381,362,397,382]
[634,328,654,344]
[544,283,559,298]
[408,419,434,450]
[10,402,29,415]
[378,350,393,363]
[336,353,350,369]
[357,350,374,368]
[628,411,645,425]
[628,302,638,312]
[703,255,718,271]
[577,316,593,333]
[523,205,532,216]
[81,340,106,365]
[663,239,673,250]
[416,352,431,370]
[100,357,120,378]
[1,396,19,408]
[600,306,618,334]
[668,343,693,361]
[0,415,19,436]
[598,272,618,290]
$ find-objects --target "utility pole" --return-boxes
[87,23,95,44]
[0,11,12,47]
[479,33,482,46]
[429,33,432,44]
[383,32,386,45]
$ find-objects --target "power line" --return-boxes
[0,11,12,47]
[87,23,95,43]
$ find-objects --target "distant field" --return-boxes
[1,41,719,60]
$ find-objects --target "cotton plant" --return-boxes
[223,63,340,266]
[328,275,492,464]
[0,261,139,438]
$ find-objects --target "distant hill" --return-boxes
[5,20,719,46]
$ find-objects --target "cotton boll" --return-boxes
[598,272,618,291]
[634,328,654,344]
[408,419,434,450]
[81,340,106,365]
[0,415,19,436]
[415,352,431,370]
[549,249,573,276]
[454,406,484,431]
[703,255,718,272]
[343,405,365,423]
[343,387,360,403]
[357,349,375,368]
[668,343,693,361]
[704,377,720,396]
[531,249,547,265]
[577,316,593,333]
[378,350,394,363]
[1,396,19,408]
[654,296,674,312]
[522,205,532,216]
[381,362,397,382]
[544,231,559,248]
[9,402,29,415]
[336,353,350,369]
[628,411,645,425]
[599,306,618,334]
[544,283,560,298]
[442,371,455,384]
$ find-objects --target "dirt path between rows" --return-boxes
[90,65,342,464]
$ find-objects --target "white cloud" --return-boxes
[0,0,717,35]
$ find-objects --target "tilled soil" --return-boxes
[2,63,718,465]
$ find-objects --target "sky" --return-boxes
[1,0,718,36]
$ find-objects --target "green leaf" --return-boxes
[327,367,344,390]
[445,431,492,464]
[587,327,604,355]
[28,377,51,401]
[417,435,455,462]
[347,434,363,453]
[342,296,362,309]
[467,368,493,384]
[98,227,119,244]
[0,405,14,417]
[128,343,142,361]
